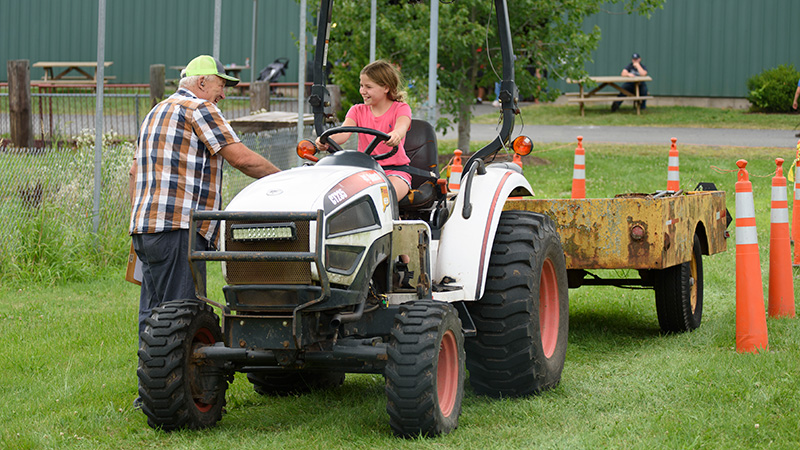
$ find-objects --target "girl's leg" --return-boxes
[389,175,409,201]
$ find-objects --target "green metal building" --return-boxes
[1,0,303,84]
[3,0,799,98]
[552,0,800,98]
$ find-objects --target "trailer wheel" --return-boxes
[466,211,569,398]
[385,301,465,437]
[654,234,704,333]
[246,370,345,396]
[138,299,229,431]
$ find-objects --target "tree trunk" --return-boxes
[8,60,33,148]
[457,93,471,152]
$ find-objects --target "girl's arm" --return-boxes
[315,117,357,151]
[385,114,411,148]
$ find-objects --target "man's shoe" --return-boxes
[611,103,620,112]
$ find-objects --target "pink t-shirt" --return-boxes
[345,101,412,167]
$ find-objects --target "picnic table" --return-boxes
[566,75,653,116]
[33,61,114,83]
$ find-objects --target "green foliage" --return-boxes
[746,64,800,113]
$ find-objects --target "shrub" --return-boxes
[746,64,800,113]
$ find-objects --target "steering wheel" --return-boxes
[318,126,400,161]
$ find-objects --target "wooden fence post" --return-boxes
[250,80,270,112]
[7,60,33,148]
[149,64,165,108]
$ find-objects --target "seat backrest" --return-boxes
[403,119,438,188]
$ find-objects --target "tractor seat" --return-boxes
[398,119,441,210]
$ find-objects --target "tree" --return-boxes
[310,0,664,151]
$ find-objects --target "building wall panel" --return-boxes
[553,0,800,98]
[1,0,303,84]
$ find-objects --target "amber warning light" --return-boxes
[512,135,533,156]
[297,140,319,162]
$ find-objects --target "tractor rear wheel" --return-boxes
[246,370,345,396]
[654,234,704,333]
[466,211,569,397]
[385,301,465,437]
[138,299,229,431]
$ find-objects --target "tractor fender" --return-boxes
[434,166,533,301]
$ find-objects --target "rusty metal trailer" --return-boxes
[505,186,730,333]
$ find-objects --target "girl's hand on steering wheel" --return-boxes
[315,137,329,152]
[385,130,403,148]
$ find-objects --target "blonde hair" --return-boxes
[361,60,406,103]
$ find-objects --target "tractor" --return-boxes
[137,0,569,437]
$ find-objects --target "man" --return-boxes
[611,52,649,112]
[129,55,280,344]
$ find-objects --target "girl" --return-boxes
[316,59,412,200]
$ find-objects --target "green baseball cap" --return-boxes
[181,55,239,86]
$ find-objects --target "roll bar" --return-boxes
[310,0,518,174]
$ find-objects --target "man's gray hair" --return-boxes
[179,75,202,89]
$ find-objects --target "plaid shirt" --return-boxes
[129,88,239,242]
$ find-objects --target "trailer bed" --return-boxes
[504,190,729,271]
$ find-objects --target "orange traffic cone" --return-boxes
[791,141,800,266]
[768,158,796,318]
[448,149,463,194]
[571,136,586,199]
[735,159,769,353]
[667,137,680,192]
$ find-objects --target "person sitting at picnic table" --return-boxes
[611,53,648,112]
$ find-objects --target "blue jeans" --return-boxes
[612,82,648,110]
[132,229,210,340]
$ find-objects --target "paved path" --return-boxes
[437,103,799,149]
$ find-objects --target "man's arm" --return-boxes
[218,142,281,179]
[633,62,648,76]
[793,86,800,110]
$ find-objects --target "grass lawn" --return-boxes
[474,103,800,131]
[1,143,799,449]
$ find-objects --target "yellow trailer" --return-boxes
[504,185,730,333]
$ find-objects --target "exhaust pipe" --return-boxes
[330,300,365,329]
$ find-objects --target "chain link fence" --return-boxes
[0,83,315,280]
[0,83,306,141]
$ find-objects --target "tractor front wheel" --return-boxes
[385,301,465,437]
[138,299,229,431]
[466,211,569,397]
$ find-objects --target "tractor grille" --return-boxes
[224,219,312,285]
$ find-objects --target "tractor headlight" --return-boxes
[326,198,380,238]
[230,222,297,241]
